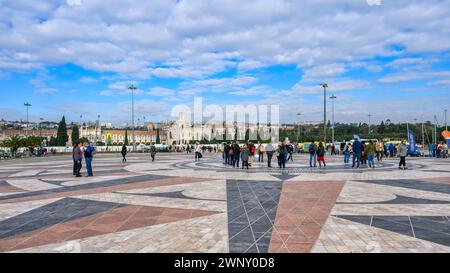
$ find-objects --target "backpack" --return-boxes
[251,146,255,153]
[309,144,316,154]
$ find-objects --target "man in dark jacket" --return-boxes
[233,141,241,168]
[73,141,83,177]
[352,138,363,168]
[121,144,127,162]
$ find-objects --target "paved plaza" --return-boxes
[0,153,449,253]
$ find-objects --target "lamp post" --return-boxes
[39,117,43,139]
[24,102,32,137]
[329,94,337,144]
[97,114,101,144]
[129,85,137,152]
[421,116,425,156]
[296,113,301,143]
[320,83,328,144]
[445,109,448,131]
[368,114,372,138]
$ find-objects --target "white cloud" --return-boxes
[378,71,450,83]
[303,63,347,80]
[1,0,450,79]
[79,76,97,83]
[147,87,176,97]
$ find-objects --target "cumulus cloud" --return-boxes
[1,0,450,78]
[1,0,450,124]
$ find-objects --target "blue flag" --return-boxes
[408,129,416,153]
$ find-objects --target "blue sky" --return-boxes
[0,0,449,126]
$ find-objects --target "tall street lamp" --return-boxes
[330,94,337,144]
[39,117,43,139]
[24,102,32,137]
[368,114,372,138]
[296,113,301,143]
[97,114,101,144]
[128,85,137,152]
[320,83,328,144]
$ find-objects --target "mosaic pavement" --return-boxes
[0,153,449,253]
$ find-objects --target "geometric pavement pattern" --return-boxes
[0,153,449,253]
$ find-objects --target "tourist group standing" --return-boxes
[72,141,95,177]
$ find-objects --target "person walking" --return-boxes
[277,143,287,169]
[331,144,337,156]
[150,143,156,162]
[83,142,94,177]
[258,144,265,163]
[241,144,249,169]
[398,140,408,169]
[229,145,235,165]
[121,144,127,162]
[376,140,384,162]
[287,143,294,162]
[248,142,255,167]
[224,143,231,165]
[309,140,318,168]
[367,140,376,169]
[361,144,367,166]
[233,141,241,168]
[266,143,275,167]
[72,143,78,175]
[317,142,326,168]
[352,138,363,168]
[343,143,351,164]
[444,143,449,159]
[73,141,83,177]
[389,143,395,158]
[195,142,202,161]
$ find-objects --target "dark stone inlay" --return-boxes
[336,215,450,247]
[227,180,283,253]
[39,179,70,187]
[0,197,124,239]
[371,216,414,237]
[0,180,11,187]
[334,215,372,226]
[354,179,450,195]
[0,174,170,202]
[270,172,299,181]
[337,194,450,205]
[114,190,225,202]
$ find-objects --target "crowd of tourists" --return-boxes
[211,137,431,170]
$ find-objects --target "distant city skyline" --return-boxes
[1,1,449,125]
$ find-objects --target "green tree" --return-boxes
[56,116,69,146]
[23,136,42,156]
[49,136,57,146]
[124,130,129,145]
[78,137,89,144]
[71,124,80,143]
[2,135,24,157]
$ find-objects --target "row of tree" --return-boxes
[1,135,43,156]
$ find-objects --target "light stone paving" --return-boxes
[0,153,449,253]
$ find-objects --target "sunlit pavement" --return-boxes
[0,153,449,253]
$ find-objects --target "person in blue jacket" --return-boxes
[84,142,94,177]
[73,141,83,177]
[352,138,363,169]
